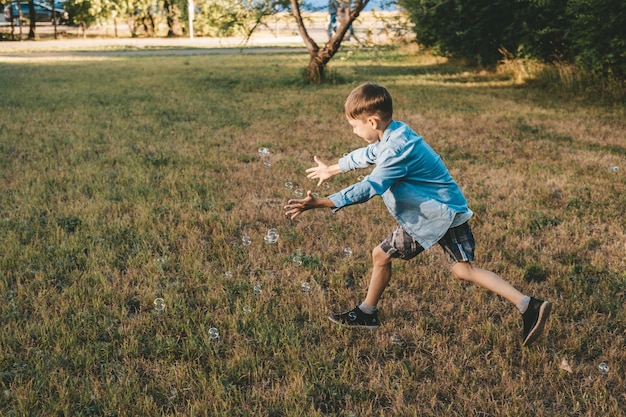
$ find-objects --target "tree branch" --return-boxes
[290,0,319,55]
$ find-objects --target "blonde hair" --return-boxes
[344,83,393,122]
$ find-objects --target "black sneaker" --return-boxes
[522,297,552,346]
[328,306,380,329]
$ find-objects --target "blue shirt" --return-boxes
[328,120,472,249]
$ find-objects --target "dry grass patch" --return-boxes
[0,48,625,416]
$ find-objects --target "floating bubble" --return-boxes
[608,166,619,172]
[243,305,252,314]
[293,189,304,198]
[312,192,319,198]
[224,271,233,279]
[598,362,609,375]
[254,284,262,295]
[292,256,303,267]
[322,182,330,190]
[264,234,278,244]
[242,235,252,246]
[344,277,355,288]
[348,311,357,321]
[153,298,165,312]
[267,228,278,237]
[344,247,352,257]
[284,181,294,190]
[357,175,365,181]
[208,327,220,340]
[258,147,270,156]
[301,282,311,292]
[263,159,272,168]
[391,334,404,346]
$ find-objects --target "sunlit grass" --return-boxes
[1,48,625,416]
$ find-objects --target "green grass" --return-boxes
[1,47,625,416]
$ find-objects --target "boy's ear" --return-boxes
[367,116,383,130]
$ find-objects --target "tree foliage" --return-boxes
[399,0,626,79]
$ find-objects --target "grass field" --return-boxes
[1,47,625,416]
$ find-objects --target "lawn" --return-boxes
[1,47,625,416]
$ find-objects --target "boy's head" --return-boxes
[344,83,393,123]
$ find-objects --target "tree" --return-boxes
[163,0,183,37]
[399,0,524,66]
[568,0,626,80]
[400,0,625,81]
[27,0,36,39]
[290,0,370,83]
[64,0,100,35]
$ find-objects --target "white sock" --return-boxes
[358,302,377,315]
[517,295,531,314]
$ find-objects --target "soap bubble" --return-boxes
[208,327,220,340]
[263,159,272,168]
[293,189,304,198]
[284,181,294,190]
[322,182,330,190]
[357,175,365,181]
[241,235,251,246]
[264,234,278,244]
[301,282,311,292]
[258,147,270,157]
[598,362,609,375]
[153,298,165,312]
[243,305,251,314]
[608,166,619,172]
[343,247,352,257]
[254,284,262,295]
[292,256,303,267]
[264,228,279,244]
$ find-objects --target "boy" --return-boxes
[283,83,552,346]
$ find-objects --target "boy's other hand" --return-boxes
[284,191,335,219]
[284,190,317,220]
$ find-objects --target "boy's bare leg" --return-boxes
[451,261,525,306]
[363,245,393,307]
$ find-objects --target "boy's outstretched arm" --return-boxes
[284,190,335,220]
[306,156,342,187]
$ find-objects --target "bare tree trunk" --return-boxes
[164,0,183,37]
[27,0,36,40]
[289,0,368,83]
[51,0,58,39]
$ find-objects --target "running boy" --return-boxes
[283,82,551,346]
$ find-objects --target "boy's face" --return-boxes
[347,117,380,144]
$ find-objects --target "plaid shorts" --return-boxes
[380,221,475,264]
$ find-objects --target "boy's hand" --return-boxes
[284,191,334,219]
[306,156,341,187]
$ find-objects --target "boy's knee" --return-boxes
[451,261,472,281]
[372,245,391,266]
